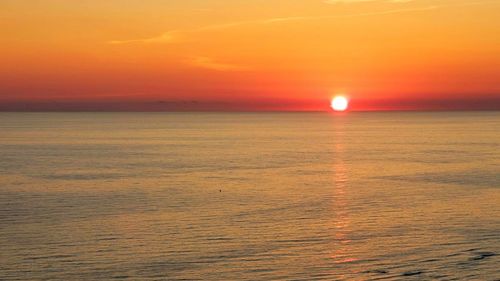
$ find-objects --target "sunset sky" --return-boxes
[1,0,499,111]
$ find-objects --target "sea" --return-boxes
[0,112,499,280]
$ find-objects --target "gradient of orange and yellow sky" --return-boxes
[1,0,499,111]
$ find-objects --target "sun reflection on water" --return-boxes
[330,122,358,265]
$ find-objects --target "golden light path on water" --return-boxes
[329,119,357,278]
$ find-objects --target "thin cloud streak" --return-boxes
[187,56,249,71]
[108,6,438,45]
[107,0,497,72]
[109,0,499,45]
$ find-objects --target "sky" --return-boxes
[1,0,499,111]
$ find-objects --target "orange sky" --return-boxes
[1,0,499,111]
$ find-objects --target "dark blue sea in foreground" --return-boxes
[0,112,499,280]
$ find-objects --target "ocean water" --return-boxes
[0,112,499,280]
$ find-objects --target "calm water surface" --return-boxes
[0,112,499,280]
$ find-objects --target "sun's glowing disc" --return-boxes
[331,96,349,111]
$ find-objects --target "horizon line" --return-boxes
[1,109,499,113]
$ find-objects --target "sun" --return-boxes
[331,96,349,112]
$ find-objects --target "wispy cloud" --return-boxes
[108,0,497,45]
[109,31,180,44]
[108,16,318,45]
[187,56,249,71]
[109,6,436,45]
